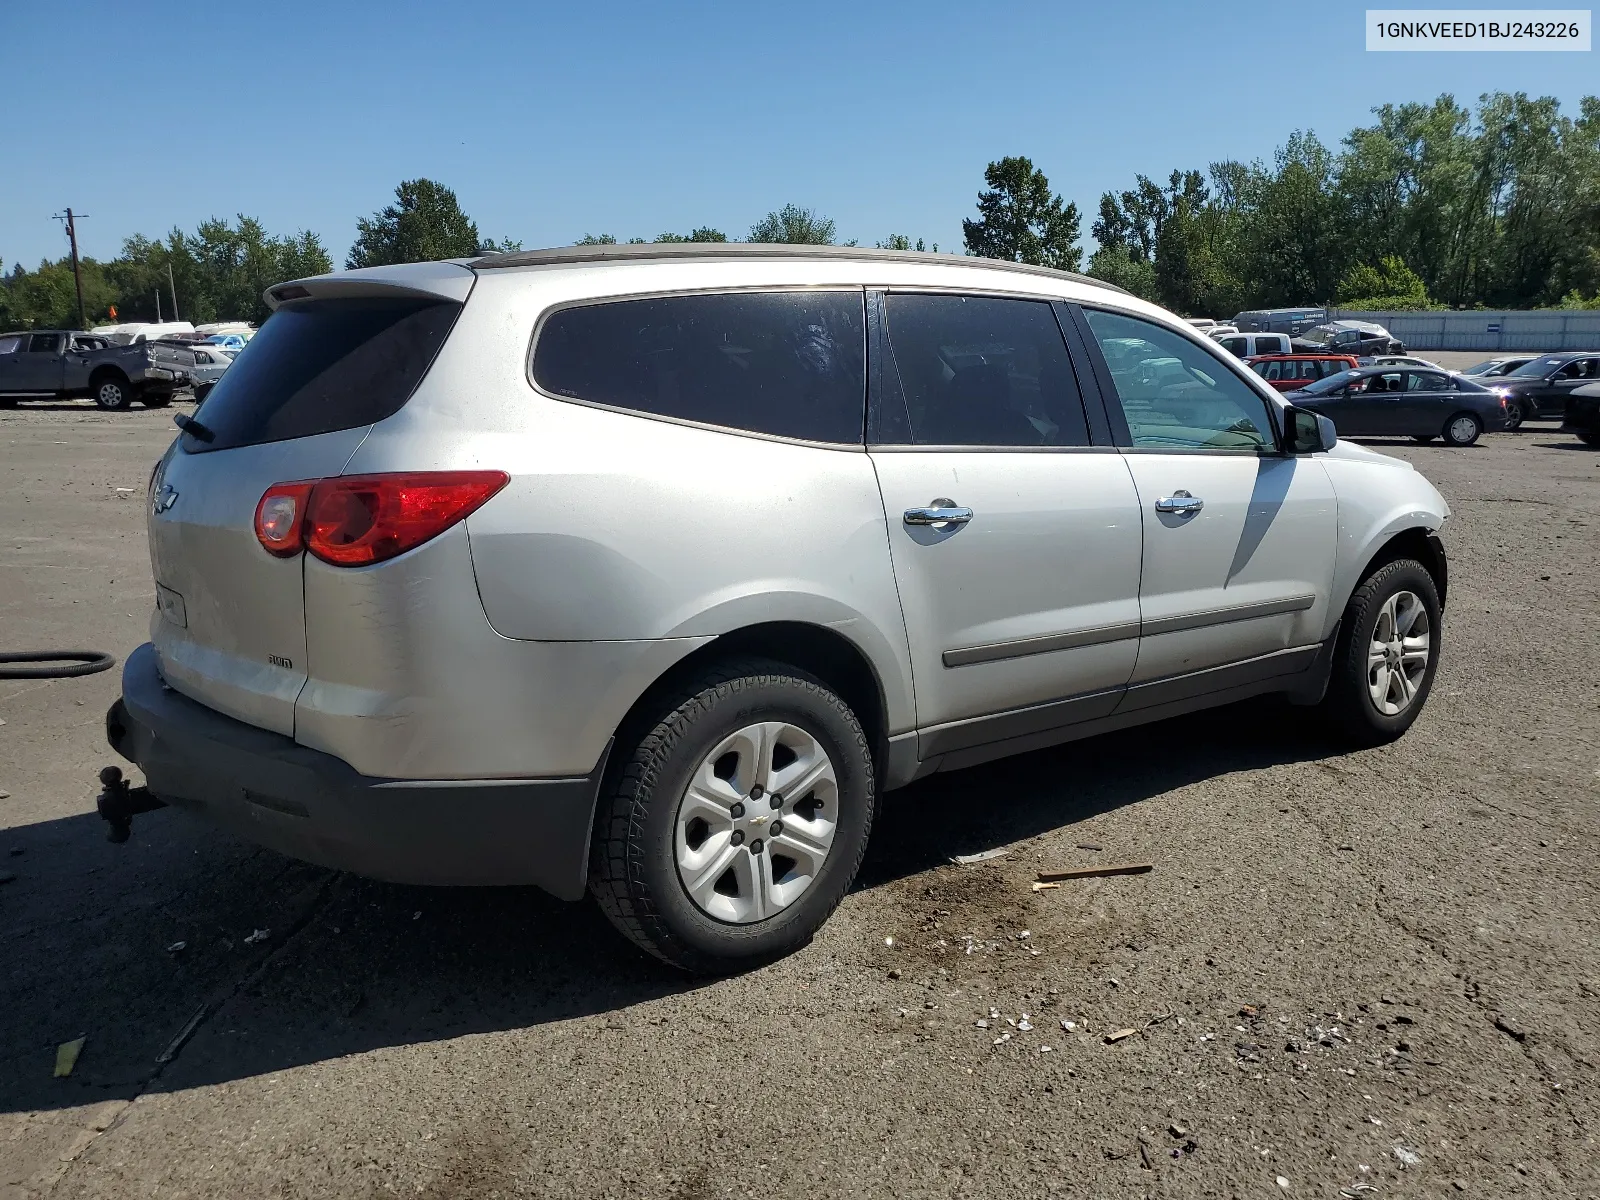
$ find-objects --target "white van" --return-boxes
[1216,332,1291,359]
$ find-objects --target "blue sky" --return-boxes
[4,0,1595,270]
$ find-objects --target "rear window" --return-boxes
[184,297,460,452]
[532,290,865,444]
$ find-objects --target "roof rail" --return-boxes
[471,242,1128,294]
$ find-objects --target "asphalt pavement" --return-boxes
[2,400,1596,1199]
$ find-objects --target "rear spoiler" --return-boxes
[264,261,476,310]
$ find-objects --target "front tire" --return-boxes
[1318,559,1441,746]
[1502,403,1524,431]
[1443,412,1482,446]
[93,376,133,410]
[590,659,876,973]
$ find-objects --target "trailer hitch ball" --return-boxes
[96,765,163,844]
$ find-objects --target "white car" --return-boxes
[1372,355,1442,371]
[105,243,1451,971]
[1185,318,1220,334]
[1215,331,1292,358]
[189,346,234,399]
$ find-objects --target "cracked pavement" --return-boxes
[2,396,1597,1198]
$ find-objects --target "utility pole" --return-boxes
[52,209,89,330]
[167,263,180,321]
[154,289,162,322]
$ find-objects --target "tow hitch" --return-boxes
[96,765,165,844]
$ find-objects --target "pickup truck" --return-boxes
[0,329,194,410]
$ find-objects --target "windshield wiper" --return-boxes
[173,412,215,443]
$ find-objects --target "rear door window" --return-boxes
[533,290,865,444]
[186,297,461,452]
[877,293,1091,447]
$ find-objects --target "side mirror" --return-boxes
[1286,405,1336,453]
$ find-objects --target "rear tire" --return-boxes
[589,659,876,973]
[1443,412,1481,446]
[92,375,133,411]
[1318,558,1441,747]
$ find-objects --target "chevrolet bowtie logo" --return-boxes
[152,483,179,514]
[751,814,768,826]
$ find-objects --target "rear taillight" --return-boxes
[255,481,316,556]
[254,471,508,566]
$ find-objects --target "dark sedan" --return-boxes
[1563,381,1600,446]
[1488,351,1600,428]
[1286,366,1510,446]
[1292,320,1404,358]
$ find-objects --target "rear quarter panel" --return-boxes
[339,264,920,737]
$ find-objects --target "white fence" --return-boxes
[1329,308,1600,351]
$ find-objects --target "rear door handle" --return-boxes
[1154,490,1204,515]
[903,498,973,526]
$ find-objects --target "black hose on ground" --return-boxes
[0,651,117,680]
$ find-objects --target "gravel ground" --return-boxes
[2,401,1597,1200]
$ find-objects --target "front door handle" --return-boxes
[903,498,973,526]
[1154,490,1204,515]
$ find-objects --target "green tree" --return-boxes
[962,156,1082,271]
[1336,255,1433,309]
[1086,245,1157,300]
[749,205,836,244]
[875,234,936,251]
[347,179,490,268]
[654,228,728,242]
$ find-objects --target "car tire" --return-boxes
[1318,558,1441,747]
[194,382,214,403]
[1442,412,1482,446]
[1502,403,1524,431]
[92,376,133,411]
[1577,428,1600,447]
[142,393,171,408]
[589,658,876,973]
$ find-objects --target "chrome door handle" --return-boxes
[903,498,973,526]
[1154,490,1204,514]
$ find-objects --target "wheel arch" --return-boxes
[1348,525,1448,613]
[609,620,895,784]
[87,365,130,389]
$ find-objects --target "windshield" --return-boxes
[1298,370,1357,395]
[1461,361,1496,375]
[1299,325,1335,346]
[1508,355,1563,378]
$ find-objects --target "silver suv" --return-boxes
[108,244,1450,971]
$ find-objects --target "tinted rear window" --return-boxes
[185,297,459,452]
[532,290,866,444]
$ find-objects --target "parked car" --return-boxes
[1216,331,1292,358]
[206,333,249,353]
[1459,356,1537,379]
[1294,321,1405,357]
[1371,354,1443,371]
[1246,353,1361,392]
[1562,381,1600,446]
[1185,318,1220,334]
[106,244,1450,972]
[1487,351,1600,428]
[189,346,234,400]
[0,329,193,409]
[1285,365,1508,446]
[1231,308,1329,336]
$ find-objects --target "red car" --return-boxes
[1247,353,1360,392]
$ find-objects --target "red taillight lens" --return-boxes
[254,481,315,556]
[303,471,509,566]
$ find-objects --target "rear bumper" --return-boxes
[107,643,607,898]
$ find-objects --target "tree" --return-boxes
[749,205,836,244]
[1336,255,1433,310]
[876,234,935,251]
[962,157,1082,271]
[347,179,491,268]
[654,228,728,242]
[1086,245,1157,300]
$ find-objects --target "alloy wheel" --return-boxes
[1367,589,1431,716]
[674,721,839,924]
